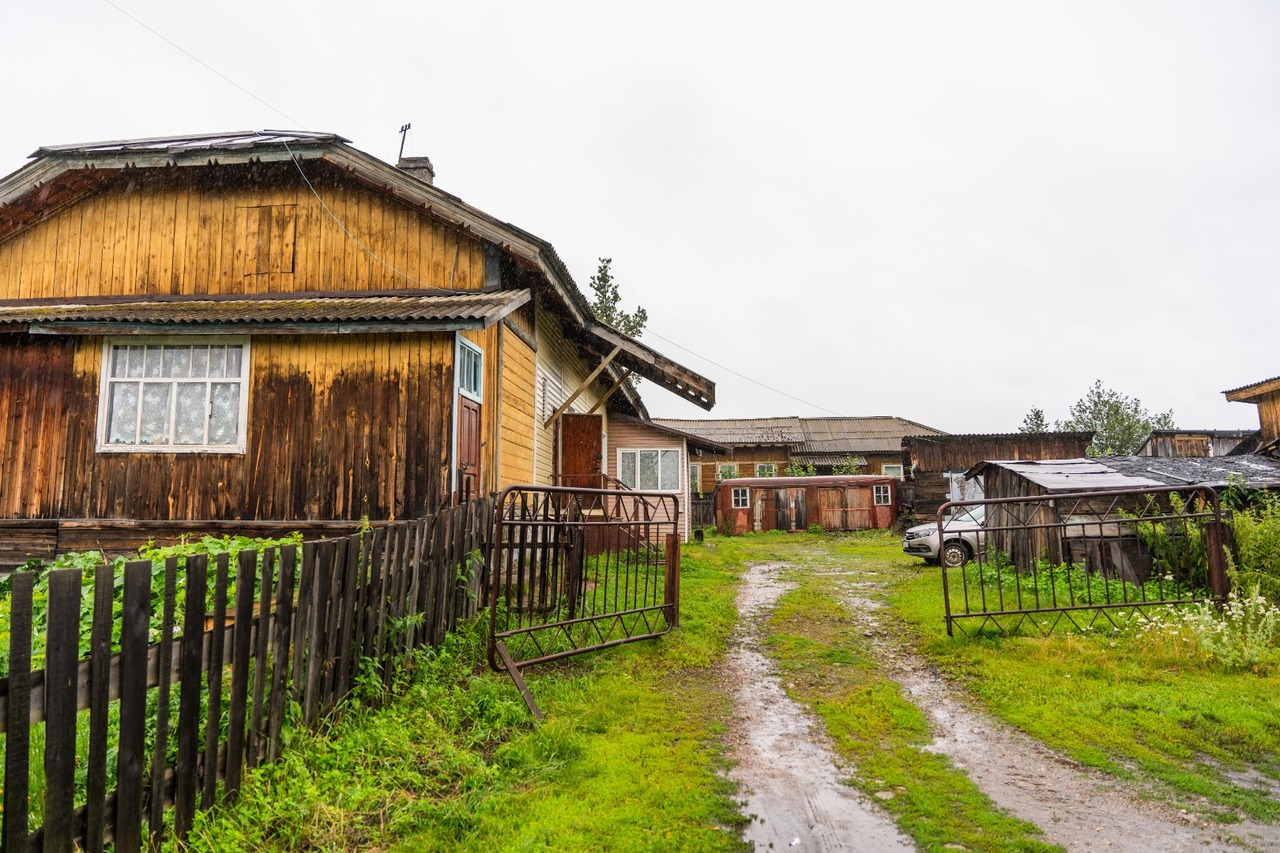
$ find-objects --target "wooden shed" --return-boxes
[0,130,715,563]
[714,475,898,535]
[902,432,1093,521]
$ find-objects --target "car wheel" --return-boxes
[940,540,971,568]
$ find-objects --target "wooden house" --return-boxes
[653,415,943,493]
[713,474,898,535]
[1136,429,1253,458]
[1225,376,1280,455]
[0,131,714,562]
[901,432,1093,520]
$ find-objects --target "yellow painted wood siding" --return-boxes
[499,328,536,489]
[0,165,486,299]
[532,302,605,485]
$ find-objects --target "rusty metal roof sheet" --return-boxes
[0,290,528,331]
[650,417,805,446]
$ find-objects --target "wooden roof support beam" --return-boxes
[586,369,634,415]
[543,344,622,428]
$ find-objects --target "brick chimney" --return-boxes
[396,155,435,186]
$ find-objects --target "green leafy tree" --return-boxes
[1056,380,1175,456]
[588,257,648,337]
[1020,407,1048,434]
[832,455,863,475]
[785,460,817,477]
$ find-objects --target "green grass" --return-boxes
[880,534,1280,822]
[168,529,1280,850]
[171,539,752,853]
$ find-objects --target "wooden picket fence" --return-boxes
[0,496,492,852]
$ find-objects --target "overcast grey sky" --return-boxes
[5,1,1278,433]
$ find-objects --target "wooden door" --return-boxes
[559,414,603,489]
[846,487,873,530]
[457,396,481,503]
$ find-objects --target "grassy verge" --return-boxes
[879,534,1280,823]
[171,537,751,853]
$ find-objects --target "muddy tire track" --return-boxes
[723,564,914,852]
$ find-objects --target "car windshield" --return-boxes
[945,505,985,525]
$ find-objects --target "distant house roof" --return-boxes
[967,455,1280,491]
[650,415,943,457]
[650,417,805,446]
[794,417,945,459]
[608,414,729,455]
[0,289,529,333]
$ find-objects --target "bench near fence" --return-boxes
[0,497,491,852]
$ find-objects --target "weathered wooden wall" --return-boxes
[0,164,486,300]
[0,332,453,523]
[532,301,605,485]
[903,433,1093,519]
[692,448,790,494]
[498,326,537,490]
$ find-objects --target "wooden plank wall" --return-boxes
[0,164,486,300]
[499,328,537,489]
[532,302,604,485]
[0,332,453,522]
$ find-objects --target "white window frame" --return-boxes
[689,463,702,493]
[97,336,250,453]
[873,484,892,506]
[717,462,739,480]
[755,462,776,477]
[457,337,483,402]
[618,448,682,492]
[881,463,905,480]
[732,487,749,509]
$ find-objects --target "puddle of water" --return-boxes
[724,564,914,853]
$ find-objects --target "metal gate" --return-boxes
[942,484,1229,637]
[487,485,681,717]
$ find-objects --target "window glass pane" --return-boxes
[144,348,162,378]
[107,383,139,443]
[225,346,243,378]
[208,346,226,378]
[174,383,207,444]
[660,450,679,490]
[139,382,172,444]
[162,346,191,378]
[638,450,659,490]
[127,347,144,378]
[191,346,209,378]
[208,382,240,445]
[620,451,636,488]
[111,347,128,377]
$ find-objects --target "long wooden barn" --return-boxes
[714,475,899,534]
[0,131,715,562]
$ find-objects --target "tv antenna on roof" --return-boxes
[398,123,412,161]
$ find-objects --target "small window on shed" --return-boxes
[732,487,749,509]
[718,463,738,480]
[873,484,892,506]
[881,463,904,480]
[756,463,776,477]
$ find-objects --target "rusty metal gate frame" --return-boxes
[487,484,681,718]
[941,484,1229,637]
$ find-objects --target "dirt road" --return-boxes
[724,561,1280,852]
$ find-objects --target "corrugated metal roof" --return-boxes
[0,290,528,329]
[32,130,345,158]
[968,455,1280,491]
[968,459,1165,491]
[796,416,944,454]
[651,417,805,445]
[1224,375,1280,402]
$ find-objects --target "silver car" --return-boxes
[902,505,985,568]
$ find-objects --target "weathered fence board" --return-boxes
[0,498,493,850]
